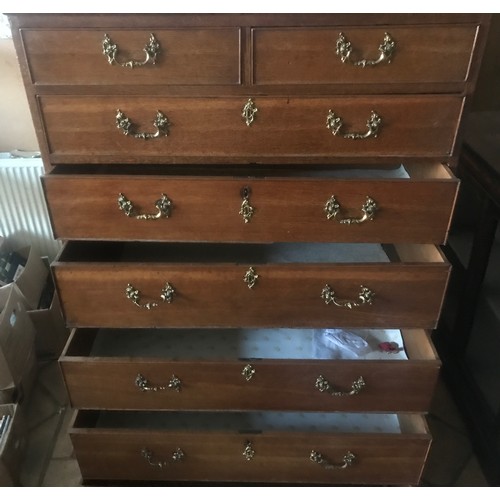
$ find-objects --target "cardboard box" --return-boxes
[0,403,27,486]
[0,240,49,310]
[28,283,69,358]
[0,286,36,396]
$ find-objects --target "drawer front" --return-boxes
[70,412,430,485]
[39,95,463,163]
[253,26,478,85]
[53,260,450,329]
[21,29,241,85]
[60,328,439,412]
[43,165,458,244]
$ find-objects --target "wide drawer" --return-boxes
[252,26,478,85]
[43,163,458,244]
[38,95,463,163]
[20,28,241,85]
[60,327,439,412]
[52,242,450,329]
[70,410,431,485]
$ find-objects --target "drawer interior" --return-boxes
[56,241,445,265]
[49,161,454,180]
[63,327,433,362]
[72,409,426,435]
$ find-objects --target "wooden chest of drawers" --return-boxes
[9,13,490,485]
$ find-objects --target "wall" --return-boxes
[0,14,499,153]
[0,36,38,152]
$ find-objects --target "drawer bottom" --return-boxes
[70,410,430,485]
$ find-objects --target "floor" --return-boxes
[13,356,491,487]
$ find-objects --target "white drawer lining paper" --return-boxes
[91,328,407,361]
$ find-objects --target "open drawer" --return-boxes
[70,410,431,485]
[43,162,458,244]
[52,241,451,329]
[60,327,439,412]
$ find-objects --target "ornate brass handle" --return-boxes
[239,186,255,223]
[116,109,170,140]
[324,196,378,224]
[141,447,184,468]
[125,282,176,309]
[321,284,374,309]
[310,450,356,470]
[242,98,258,126]
[335,32,395,67]
[326,110,381,140]
[242,441,255,461]
[315,375,366,396]
[135,373,182,392]
[102,33,160,68]
[118,193,172,219]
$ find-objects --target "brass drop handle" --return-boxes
[326,110,381,140]
[335,32,395,67]
[310,450,356,470]
[321,284,374,308]
[118,193,172,219]
[239,186,255,223]
[102,33,160,68]
[324,196,378,224]
[135,373,182,392]
[125,282,176,309]
[116,109,170,140]
[141,447,184,468]
[315,375,366,396]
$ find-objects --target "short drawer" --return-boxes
[43,163,458,245]
[52,241,450,329]
[60,327,439,412]
[38,95,463,163]
[70,410,431,485]
[21,28,241,85]
[252,25,478,85]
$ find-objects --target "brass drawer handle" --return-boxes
[315,375,366,396]
[321,284,374,308]
[335,32,395,67]
[326,110,381,140]
[116,109,170,140]
[102,33,160,68]
[239,186,254,223]
[324,196,378,224]
[118,193,172,220]
[242,98,258,126]
[310,450,356,470]
[135,373,182,392]
[125,282,176,309]
[141,447,184,468]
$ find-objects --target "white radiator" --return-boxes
[0,153,62,261]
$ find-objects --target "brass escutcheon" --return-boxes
[242,98,258,126]
[243,267,259,289]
